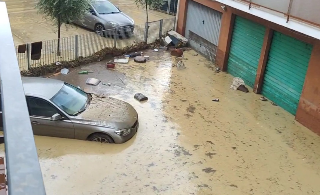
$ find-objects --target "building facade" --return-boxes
[176,0,320,135]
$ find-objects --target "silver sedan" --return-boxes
[0,77,139,143]
[73,0,135,37]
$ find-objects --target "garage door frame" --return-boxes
[184,0,222,62]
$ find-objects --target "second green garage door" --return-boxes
[261,32,313,115]
[227,16,266,88]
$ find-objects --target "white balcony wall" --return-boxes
[291,0,320,26]
[252,0,290,13]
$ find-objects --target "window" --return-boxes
[51,83,88,116]
[27,97,59,117]
[92,0,119,14]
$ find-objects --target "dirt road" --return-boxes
[3,0,172,45]
[1,49,320,194]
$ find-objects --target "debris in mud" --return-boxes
[176,61,186,70]
[186,105,196,113]
[230,184,238,188]
[194,145,201,148]
[260,96,267,101]
[206,141,214,145]
[147,163,155,167]
[198,184,209,188]
[171,48,183,57]
[212,99,219,102]
[128,52,141,58]
[86,78,101,86]
[164,36,172,45]
[173,144,192,156]
[78,70,93,74]
[168,31,188,47]
[21,41,161,77]
[134,56,147,63]
[237,84,249,93]
[271,102,277,106]
[232,147,237,150]
[181,47,192,51]
[102,83,111,86]
[193,53,199,56]
[152,186,159,192]
[205,152,216,159]
[60,68,69,75]
[154,49,159,52]
[144,55,150,60]
[215,67,220,73]
[134,93,148,101]
[51,175,57,179]
[94,94,106,98]
[184,113,192,118]
[114,58,129,64]
[56,61,61,66]
[106,62,115,69]
[230,77,245,90]
[202,168,216,174]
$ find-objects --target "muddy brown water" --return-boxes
[1,49,320,194]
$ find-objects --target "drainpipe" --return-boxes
[174,0,180,31]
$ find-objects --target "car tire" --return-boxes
[88,133,114,143]
[95,23,105,37]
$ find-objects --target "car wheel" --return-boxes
[95,23,105,37]
[88,133,114,143]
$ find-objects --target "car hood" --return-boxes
[73,96,138,129]
[98,12,133,26]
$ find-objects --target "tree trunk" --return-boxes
[145,2,148,23]
[145,1,149,43]
[57,17,61,56]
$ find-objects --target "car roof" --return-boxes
[21,77,64,100]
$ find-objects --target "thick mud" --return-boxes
[1,49,320,194]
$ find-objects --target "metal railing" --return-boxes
[0,2,46,195]
[236,0,320,27]
[15,17,176,71]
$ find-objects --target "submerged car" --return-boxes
[0,77,138,143]
[73,0,135,37]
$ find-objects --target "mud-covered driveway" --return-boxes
[4,49,320,194]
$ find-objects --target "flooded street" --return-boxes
[3,49,320,194]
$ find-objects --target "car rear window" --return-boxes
[92,0,119,14]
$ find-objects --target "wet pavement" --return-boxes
[2,49,320,194]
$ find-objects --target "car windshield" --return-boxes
[51,83,88,116]
[92,0,120,14]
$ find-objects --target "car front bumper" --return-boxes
[104,25,134,36]
[113,120,138,144]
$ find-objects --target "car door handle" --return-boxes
[31,121,40,125]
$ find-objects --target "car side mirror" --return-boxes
[90,10,96,16]
[51,113,62,121]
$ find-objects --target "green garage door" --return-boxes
[261,32,313,115]
[227,16,266,88]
